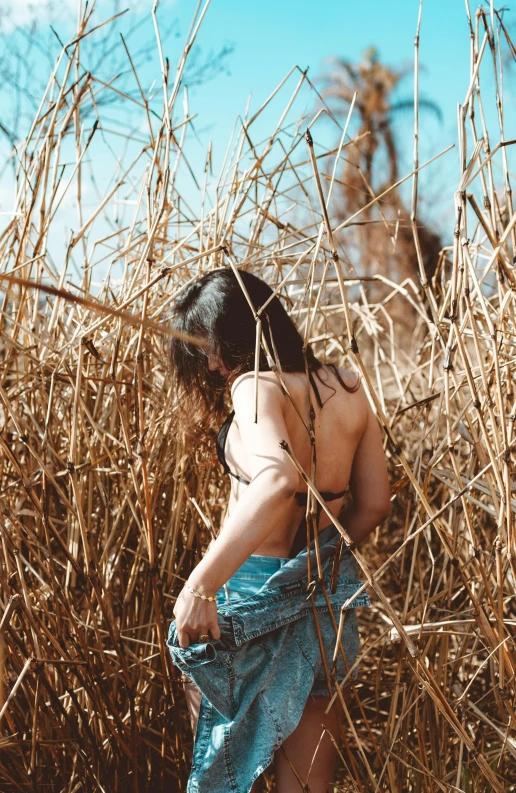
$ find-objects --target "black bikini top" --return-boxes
[215,367,347,507]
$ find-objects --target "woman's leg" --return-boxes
[183,677,202,737]
[274,684,350,793]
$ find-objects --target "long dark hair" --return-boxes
[162,267,359,443]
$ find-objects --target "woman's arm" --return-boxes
[173,372,298,648]
[337,391,392,546]
[186,372,299,595]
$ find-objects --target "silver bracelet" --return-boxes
[184,582,217,602]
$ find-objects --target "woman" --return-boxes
[164,267,391,793]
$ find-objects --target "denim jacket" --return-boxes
[166,522,371,793]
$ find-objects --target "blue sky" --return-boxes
[178,0,471,143]
[166,0,482,228]
[1,0,514,272]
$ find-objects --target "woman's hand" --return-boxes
[173,586,221,649]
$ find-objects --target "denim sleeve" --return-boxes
[167,619,237,721]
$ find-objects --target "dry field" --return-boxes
[0,2,515,791]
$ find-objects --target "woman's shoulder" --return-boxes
[228,371,287,428]
[229,370,284,402]
[229,366,362,405]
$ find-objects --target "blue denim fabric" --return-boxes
[215,552,291,607]
[167,523,371,793]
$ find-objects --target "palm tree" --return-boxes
[320,47,443,298]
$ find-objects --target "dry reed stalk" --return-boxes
[0,2,515,791]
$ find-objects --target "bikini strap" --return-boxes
[308,369,323,409]
[327,361,360,393]
[294,489,346,507]
[216,411,252,486]
[215,411,235,475]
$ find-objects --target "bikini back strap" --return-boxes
[294,489,346,507]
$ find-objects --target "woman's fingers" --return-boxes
[174,595,221,646]
[209,620,221,640]
[177,623,220,647]
[177,628,191,649]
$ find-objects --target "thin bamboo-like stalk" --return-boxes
[0,2,515,791]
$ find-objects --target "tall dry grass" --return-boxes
[0,1,515,791]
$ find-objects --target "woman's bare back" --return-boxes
[220,365,368,556]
